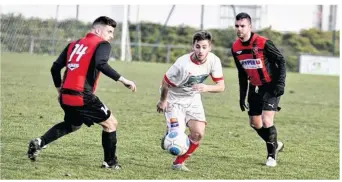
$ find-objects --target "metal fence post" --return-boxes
[29,36,34,54]
[166,45,171,63]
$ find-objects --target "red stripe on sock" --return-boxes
[173,140,199,165]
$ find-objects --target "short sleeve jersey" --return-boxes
[163,52,224,104]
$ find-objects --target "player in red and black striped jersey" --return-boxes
[27,16,136,169]
[231,13,285,167]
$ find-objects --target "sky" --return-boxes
[1,4,340,32]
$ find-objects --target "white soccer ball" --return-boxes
[163,132,190,156]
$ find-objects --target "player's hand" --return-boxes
[192,83,208,93]
[122,80,137,92]
[273,84,284,97]
[239,100,248,112]
[119,76,137,92]
[156,100,167,113]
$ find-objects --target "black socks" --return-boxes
[102,131,117,163]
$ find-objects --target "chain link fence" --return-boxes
[1,5,232,65]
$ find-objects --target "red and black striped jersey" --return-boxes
[231,32,286,93]
[51,33,121,106]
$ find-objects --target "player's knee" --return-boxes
[262,117,274,128]
[250,123,262,130]
[249,120,262,129]
[249,115,263,129]
[100,115,118,132]
[263,121,274,128]
[262,111,275,127]
[63,122,81,133]
[189,131,204,142]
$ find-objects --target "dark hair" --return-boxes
[92,16,117,28]
[235,12,252,24]
[192,31,213,44]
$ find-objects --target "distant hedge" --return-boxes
[1,13,339,72]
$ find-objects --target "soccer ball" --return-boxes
[163,132,190,156]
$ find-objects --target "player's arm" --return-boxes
[264,40,286,96]
[232,48,248,111]
[159,77,170,102]
[264,40,286,85]
[232,48,248,96]
[192,57,225,93]
[157,64,180,113]
[157,75,171,113]
[95,42,136,92]
[159,65,179,102]
[95,42,121,81]
[50,44,69,93]
[207,57,225,93]
[204,80,225,93]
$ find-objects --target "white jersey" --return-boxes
[163,52,224,105]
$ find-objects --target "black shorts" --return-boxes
[60,96,111,127]
[247,84,281,116]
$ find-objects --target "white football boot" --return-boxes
[171,163,190,171]
[266,156,277,167]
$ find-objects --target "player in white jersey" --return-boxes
[156,31,225,171]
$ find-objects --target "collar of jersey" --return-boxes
[190,53,207,65]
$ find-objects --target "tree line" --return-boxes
[1,13,339,72]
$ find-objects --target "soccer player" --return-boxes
[231,12,285,167]
[157,31,225,171]
[27,16,137,169]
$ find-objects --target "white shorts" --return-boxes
[164,95,206,133]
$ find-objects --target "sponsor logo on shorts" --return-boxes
[268,103,274,108]
[101,105,109,115]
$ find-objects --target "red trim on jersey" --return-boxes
[61,94,84,106]
[210,74,224,82]
[93,72,101,93]
[190,53,207,65]
[260,57,271,82]
[163,74,176,87]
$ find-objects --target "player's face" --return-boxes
[193,40,211,61]
[98,25,115,42]
[235,18,251,40]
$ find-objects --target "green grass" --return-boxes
[1,52,339,179]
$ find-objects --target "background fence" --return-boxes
[1,5,339,72]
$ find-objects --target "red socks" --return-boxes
[173,139,199,165]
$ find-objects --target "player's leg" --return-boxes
[162,103,186,150]
[172,96,205,170]
[27,122,81,161]
[163,103,190,171]
[171,120,204,171]
[178,120,205,160]
[86,96,120,169]
[98,114,120,169]
[248,86,267,142]
[27,105,82,161]
[262,92,283,167]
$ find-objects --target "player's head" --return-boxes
[91,16,117,42]
[235,12,252,40]
[192,31,212,62]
